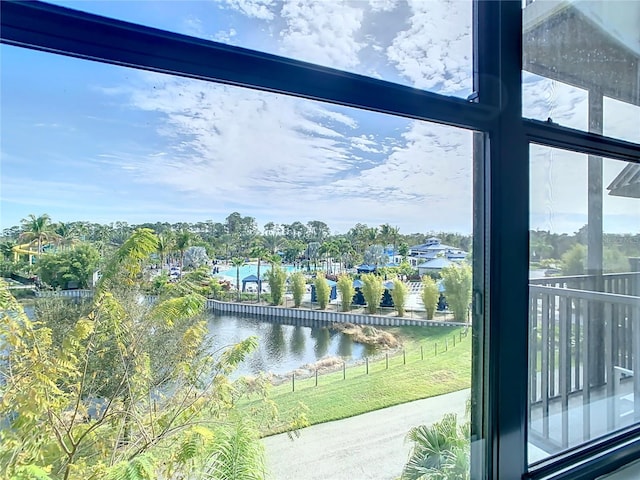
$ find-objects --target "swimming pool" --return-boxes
[215,263,302,281]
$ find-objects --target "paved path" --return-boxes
[262,389,469,480]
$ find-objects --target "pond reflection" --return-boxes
[207,313,373,376]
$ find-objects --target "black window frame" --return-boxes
[2,1,639,478]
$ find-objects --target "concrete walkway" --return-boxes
[262,389,469,480]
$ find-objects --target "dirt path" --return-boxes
[262,389,470,480]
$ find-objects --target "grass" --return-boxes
[242,326,472,435]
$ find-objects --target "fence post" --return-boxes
[403,349,406,365]
[343,362,346,380]
[453,335,456,347]
[315,368,318,387]
[292,372,295,392]
[445,339,448,351]
[366,357,369,375]
[421,345,424,360]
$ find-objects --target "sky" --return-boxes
[1,0,638,235]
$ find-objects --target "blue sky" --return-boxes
[1,0,638,235]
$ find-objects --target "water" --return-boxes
[207,313,376,377]
[22,303,378,378]
[215,264,302,281]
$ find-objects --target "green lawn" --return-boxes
[243,326,472,435]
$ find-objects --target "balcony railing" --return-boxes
[528,272,640,455]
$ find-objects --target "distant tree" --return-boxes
[337,275,355,312]
[231,257,244,301]
[390,279,408,317]
[314,273,331,310]
[421,276,440,319]
[53,222,78,250]
[175,230,192,272]
[364,244,387,269]
[365,227,379,246]
[319,241,339,274]
[290,272,306,308]
[398,242,410,261]
[361,273,384,314]
[250,244,269,303]
[604,246,631,273]
[183,246,210,270]
[20,213,56,254]
[282,240,306,264]
[0,241,16,261]
[306,220,330,243]
[156,232,173,269]
[266,264,287,305]
[307,241,321,270]
[36,244,100,289]
[561,243,586,275]
[441,264,472,322]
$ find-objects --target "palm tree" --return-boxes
[54,222,78,251]
[156,232,173,270]
[307,241,320,271]
[250,244,269,304]
[319,241,339,274]
[0,241,16,261]
[174,230,191,273]
[20,213,56,254]
[402,413,470,480]
[231,257,245,301]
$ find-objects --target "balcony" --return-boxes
[528,271,640,461]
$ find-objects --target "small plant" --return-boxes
[266,264,287,305]
[440,264,472,322]
[402,413,470,480]
[390,278,408,316]
[337,274,355,312]
[314,273,331,310]
[361,273,384,314]
[290,272,306,308]
[421,276,439,320]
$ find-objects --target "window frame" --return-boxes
[2,1,639,478]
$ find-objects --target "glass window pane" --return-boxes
[523,0,640,143]
[1,44,483,478]
[604,96,640,144]
[528,144,640,464]
[49,0,473,98]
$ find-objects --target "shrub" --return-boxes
[561,244,586,275]
[337,275,355,312]
[314,273,331,310]
[361,273,384,314]
[441,264,472,322]
[421,276,439,319]
[266,264,287,305]
[390,279,408,317]
[290,272,306,308]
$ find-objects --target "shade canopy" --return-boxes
[241,274,262,291]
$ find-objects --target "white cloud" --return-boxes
[369,0,398,13]
[112,74,361,201]
[218,0,276,20]
[386,0,472,94]
[522,72,588,130]
[279,0,365,69]
[213,28,238,44]
[323,120,473,231]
